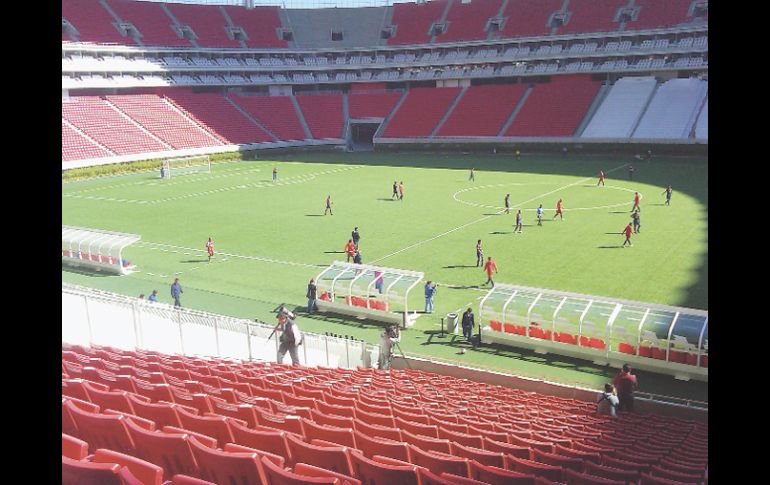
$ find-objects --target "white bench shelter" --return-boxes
[62,225,141,275]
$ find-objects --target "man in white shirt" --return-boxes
[597,383,620,418]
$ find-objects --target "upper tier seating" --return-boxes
[62,121,113,162]
[625,0,692,31]
[163,91,273,145]
[499,0,561,39]
[504,76,602,137]
[437,0,503,43]
[381,87,461,138]
[436,83,528,137]
[62,342,709,485]
[229,95,307,141]
[105,94,222,149]
[348,92,403,119]
[222,5,287,48]
[558,0,624,35]
[633,78,708,139]
[581,76,658,138]
[295,94,345,139]
[388,0,449,45]
[165,4,240,48]
[61,96,168,155]
[62,0,126,44]
[107,0,189,47]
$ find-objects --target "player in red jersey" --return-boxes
[598,170,605,186]
[206,237,214,262]
[344,239,356,263]
[622,223,633,247]
[631,192,641,212]
[553,198,564,220]
[483,257,498,287]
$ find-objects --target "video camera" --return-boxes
[385,324,400,339]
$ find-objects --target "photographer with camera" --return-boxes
[378,323,401,370]
[424,281,438,313]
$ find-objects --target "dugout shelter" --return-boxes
[62,225,140,275]
[315,261,423,327]
[479,283,708,382]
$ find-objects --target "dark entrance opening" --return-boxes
[348,122,380,151]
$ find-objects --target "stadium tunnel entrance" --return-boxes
[348,122,381,151]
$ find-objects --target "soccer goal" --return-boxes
[162,155,211,179]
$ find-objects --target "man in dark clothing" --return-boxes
[353,250,362,265]
[306,279,317,314]
[612,364,638,412]
[276,311,301,365]
[461,308,475,343]
[170,278,183,308]
[352,227,360,249]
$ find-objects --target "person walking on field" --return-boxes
[324,195,333,215]
[469,167,475,181]
[272,167,278,182]
[622,223,633,247]
[392,181,399,199]
[514,209,523,233]
[483,257,498,287]
[598,169,605,186]
[632,211,640,234]
[631,192,641,212]
[475,239,483,267]
[345,239,356,263]
[170,278,183,308]
[662,185,673,206]
[536,204,543,226]
[504,194,510,214]
[398,181,404,201]
[205,236,214,263]
[461,308,475,343]
[553,199,564,220]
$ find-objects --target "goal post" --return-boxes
[162,155,211,179]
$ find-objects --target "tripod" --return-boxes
[392,341,412,369]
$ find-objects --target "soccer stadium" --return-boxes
[62,0,708,483]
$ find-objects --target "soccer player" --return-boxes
[345,239,356,262]
[160,162,165,179]
[352,227,360,249]
[205,236,214,262]
[272,167,278,181]
[631,192,641,212]
[324,195,333,215]
[553,199,564,220]
[469,168,475,181]
[398,181,404,200]
[476,239,483,267]
[628,164,635,180]
[662,185,673,205]
[504,194,510,214]
[622,223,633,247]
[483,257,498,287]
[514,210,523,233]
[598,170,605,186]
[632,211,640,234]
[392,181,398,199]
[536,204,543,226]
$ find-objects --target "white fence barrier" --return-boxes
[62,283,379,368]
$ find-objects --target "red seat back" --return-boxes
[349,450,420,485]
[125,418,200,478]
[188,436,266,485]
[67,401,135,455]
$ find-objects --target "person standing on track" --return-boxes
[476,239,483,267]
[598,169,605,186]
[170,278,183,308]
[483,257,498,287]
[205,236,214,263]
[553,199,564,220]
[324,195,333,215]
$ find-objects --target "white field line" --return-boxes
[453,184,639,211]
[370,163,629,264]
[61,159,255,187]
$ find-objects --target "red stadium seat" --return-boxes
[396,417,440,438]
[618,342,636,355]
[640,472,700,485]
[302,418,357,448]
[285,432,355,475]
[62,455,140,485]
[584,461,640,483]
[353,418,403,441]
[650,465,704,483]
[639,345,653,358]
[353,430,411,462]
[354,407,396,428]
[438,427,483,449]
[91,448,164,485]
[66,400,135,454]
[124,419,200,478]
[62,433,89,460]
[651,347,667,360]
[170,475,217,485]
[206,399,259,428]
[401,429,452,454]
[562,468,626,485]
[506,455,563,483]
[482,437,530,459]
[229,418,292,460]
[407,445,470,478]
[418,468,477,485]
[101,409,157,431]
[258,410,306,436]
[188,435,268,484]
[668,350,687,364]
[685,353,698,366]
[469,460,539,484]
[292,462,362,485]
[349,450,420,485]
[554,444,601,464]
[176,406,235,446]
[490,320,502,332]
[450,442,506,468]
[532,448,584,472]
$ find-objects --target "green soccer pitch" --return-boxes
[62,151,708,401]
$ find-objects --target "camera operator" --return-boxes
[276,309,302,365]
[379,323,401,370]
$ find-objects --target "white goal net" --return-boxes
[162,155,211,179]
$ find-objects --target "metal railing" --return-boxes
[62,283,380,368]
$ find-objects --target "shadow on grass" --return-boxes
[305,214,324,217]
[597,245,625,249]
[490,231,512,235]
[604,232,623,235]
[62,266,116,278]
[443,265,477,269]
[180,259,208,263]
[324,251,345,254]
[377,198,398,202]
[482,213,502,216]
